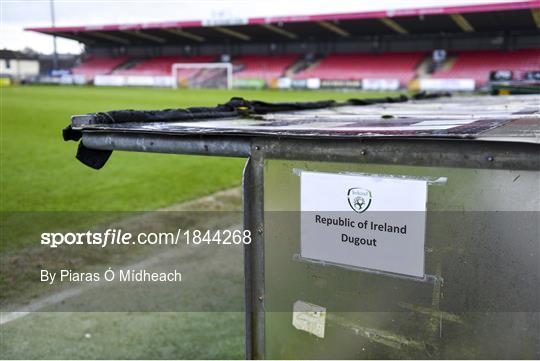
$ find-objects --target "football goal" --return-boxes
[171,63,233,89]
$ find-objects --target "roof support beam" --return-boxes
[317,21,350,37]
[531,8,540,29]
[88,31,130,45]
[379,18,408,34]
[122,30,166,43]
[450,13,475,32]
[214,26,250,41]
[260,24,297,39]
[57,32,95,44]
[162,28,205,42]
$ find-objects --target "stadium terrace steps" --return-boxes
[293,52,425,86]
[415,56,437,77]
[284,57,312,78]
[114,58,143,72]
[430,49,540,86]
[294,57,323,77]
[440,57,457,72]
[71,56,129,81]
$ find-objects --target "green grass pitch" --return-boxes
[1,85,398,213]
[1,85,398,253]
[0,85,399,359]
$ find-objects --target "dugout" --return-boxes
[64,94,539,359]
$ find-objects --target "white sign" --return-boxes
[94,75,174,88]
[300,171,427,277]
[277,77,292,89]
[306,78,321,89]
[362,78,400,91]
[94,75,125,86]
[419,78,476,92]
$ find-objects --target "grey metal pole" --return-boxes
[49,0,58,71]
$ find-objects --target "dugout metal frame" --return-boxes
[69,95,539,359]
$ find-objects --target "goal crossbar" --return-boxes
[171,62,233,89]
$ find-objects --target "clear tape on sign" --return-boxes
[292,168,448,186]
[292,300,326,338]
[293,253,443,284]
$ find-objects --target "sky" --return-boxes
[0,0,524,54]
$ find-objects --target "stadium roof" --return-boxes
[27,1,540,46]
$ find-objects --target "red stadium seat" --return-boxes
[233,54,299,81]
[71,56,129,81]
[114,55,216,76]
[294,52,424,86]
[431,49,540,86]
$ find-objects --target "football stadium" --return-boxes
[22,1,540,92]
[1,1,539,360]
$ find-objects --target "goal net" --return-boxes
[171,63,233,89]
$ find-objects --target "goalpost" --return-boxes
[171,63,233,89]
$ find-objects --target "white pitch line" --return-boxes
[1,287,85,325]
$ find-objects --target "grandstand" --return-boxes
[71,56,128,81]
[430,49,540,86]
[27,1,540,91]
[293,52,423,87]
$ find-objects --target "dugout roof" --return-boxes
[27,1,540,46]
[69,94,540,143]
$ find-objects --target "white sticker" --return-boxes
[300,171,427,278]
[292,300,326,338]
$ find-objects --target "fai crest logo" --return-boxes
[347,188,372,213]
